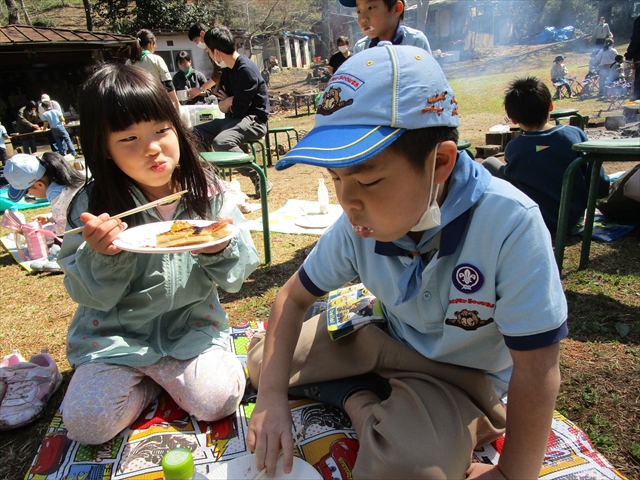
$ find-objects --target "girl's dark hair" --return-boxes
[504,76,551,130]
[26,100,37,110]
[129,29,156,64]
[386,126,459,173]
[40,152,85,188]
[74,63,219,226]
[336,35,350,46]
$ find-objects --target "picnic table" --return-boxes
[549,108,585,130]
[555,138,640,271]
[293,93,317,116]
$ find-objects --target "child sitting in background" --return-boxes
[550,55,572,99]
[4,152,85,236]
[247,45,566,480]
[344,0,432,55]
[482,76,609,233]
[58,63,259,445]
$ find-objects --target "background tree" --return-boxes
[3,0,19,24]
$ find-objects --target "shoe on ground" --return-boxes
[43,260,62,273]
[30,260,47,272]
[0,348,63,430]
[253,179,274,199]
[0,350,26,405]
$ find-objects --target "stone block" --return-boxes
[604,116,626,130]
[475,145,502,158]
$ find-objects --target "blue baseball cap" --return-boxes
[275,44,459,171]
[4,154,46,201]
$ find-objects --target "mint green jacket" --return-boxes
[59,185,259,369]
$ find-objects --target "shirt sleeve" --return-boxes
[492,205,568,343]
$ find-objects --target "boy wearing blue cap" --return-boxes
[343,0,432,55]
[247,44,566,479]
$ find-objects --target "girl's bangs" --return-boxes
[102,75,174,133]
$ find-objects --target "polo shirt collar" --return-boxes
[369,24,405,48]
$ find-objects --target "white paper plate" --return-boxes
[294,214,336,229]
[206,454,321,480]
[112,220,238,254]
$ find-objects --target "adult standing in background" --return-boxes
[328,36,352,74]
[172,51,209,104]
[38,94,63,153]
[126,29,180,110]
[37,94,62,121]
[625,15,640,100]
[595,39,619,96]
[17,101,41,155]
[593,17,612,46]
[188,23,222,100]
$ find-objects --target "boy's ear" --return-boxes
[548,101,554,112]
[433,140,457,184]
[393,0,404,17]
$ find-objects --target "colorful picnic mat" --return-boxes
[25,322,627,480]
[1,235,36,272]
[245,199,343,235]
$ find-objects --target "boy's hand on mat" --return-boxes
[247,395,295,477]
[466,463,507,479]
[80,212,127,256]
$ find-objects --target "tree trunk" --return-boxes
[82,0,93,31]
[4,0,19,24]
[321,0,331,59]
[416,0,430,34]
[17,0,31,25]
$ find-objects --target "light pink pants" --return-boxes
[64,349,245,444]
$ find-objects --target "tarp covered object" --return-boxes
[536,26,575,44]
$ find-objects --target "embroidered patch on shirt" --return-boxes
[445,308,495,331]
[452,263,483,293]
[536,145,550,152]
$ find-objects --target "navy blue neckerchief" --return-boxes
[374,208,471,306]
[369,24,405,48]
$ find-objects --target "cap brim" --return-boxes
[338,0,356,5]
[8,186,28,202]
[275,125,405,171]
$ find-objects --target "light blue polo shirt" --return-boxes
[353,24,432,55]
[299,152,568,397]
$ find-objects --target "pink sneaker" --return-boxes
[0,348,62,430]
[0,350,26,404]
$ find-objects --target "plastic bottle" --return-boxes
[161,448,208,479]
[318,178,329,214]
[9,207,28,253]
[10,206,26,225]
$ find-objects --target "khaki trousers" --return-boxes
[248,314,507,479]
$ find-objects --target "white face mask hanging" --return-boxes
[197,38,207,49]
[410,143,442,232]
[214,51,227,69]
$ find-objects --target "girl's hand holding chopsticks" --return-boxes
[79,212,127,256]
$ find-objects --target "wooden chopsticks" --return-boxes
[63,189,188,235]
[253,425,305,480]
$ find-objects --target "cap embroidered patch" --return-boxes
[452,264,483,293]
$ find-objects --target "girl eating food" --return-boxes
[58,63,259,444]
